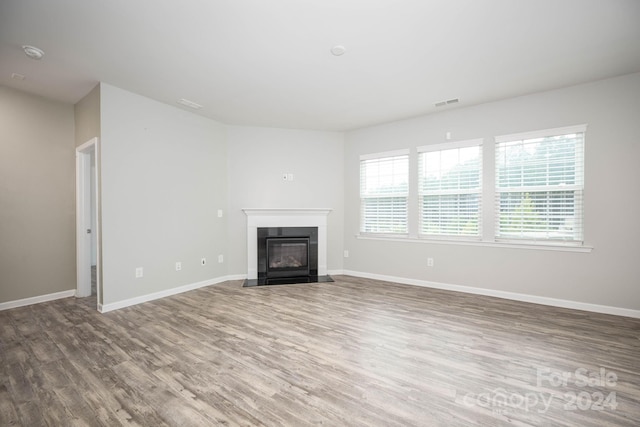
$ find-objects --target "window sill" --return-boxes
[355,234,593,253]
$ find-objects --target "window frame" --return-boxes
[494,124,586,246]
[359,149,410,236]
[417,139,483,240]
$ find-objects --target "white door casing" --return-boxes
[75,137,101,306]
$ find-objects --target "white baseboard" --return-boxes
[341,270,640,319]
[0,289,76,311]
[99,275,238,313]
[8,272,636,319]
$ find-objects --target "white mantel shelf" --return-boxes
[242,208,333,216]
[243,208,332,280]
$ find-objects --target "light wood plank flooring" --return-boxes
[1,275,639,426]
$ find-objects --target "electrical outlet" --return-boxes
[427,257,434,267]
[135,267,143,278]
[218,254,224,263]
[344,250,349,258]
[175,262,182,271]
[201,257,207,266]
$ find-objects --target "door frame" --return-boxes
[76,137,101,307]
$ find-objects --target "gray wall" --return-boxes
[100,84,228,305]
[226,126,345,276]
[3,73,639,314]
[344,73,640,310]
[0,85,76,303]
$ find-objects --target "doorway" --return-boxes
[76,137,101,309]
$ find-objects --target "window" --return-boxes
[418,140,482,237]
[360,150,409,234]
[357,124,587,249]
[495,125,585,243]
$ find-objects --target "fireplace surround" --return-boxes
[242,208,333,286]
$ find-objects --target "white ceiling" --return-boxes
[1,0,639,131]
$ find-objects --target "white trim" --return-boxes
[0,290,76,311]
[356,233,593,252]
[341,270,640,319]
[497,184,583,193]
[76,137,97,152]
[75,145,91,297]
[99,275,236,313]
[495,124,587,143]
[243,208,332,280]
[242,208,332,217]
[76,137,101,308]
[360,148,409,161]
[417,138,483,153]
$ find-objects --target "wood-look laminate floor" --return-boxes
[1,275,639,426]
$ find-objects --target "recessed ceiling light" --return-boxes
[331,45,346,56]
[177,98,203,110]
[22,45,45,60]
[11,73,26,80]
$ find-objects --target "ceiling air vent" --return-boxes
[177,98,203,110]
[435,98,460,107]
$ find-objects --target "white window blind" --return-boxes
[495,125,585,243]
[360,151,409,234]
[418,140,482,237]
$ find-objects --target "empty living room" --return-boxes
[1,1,639,426]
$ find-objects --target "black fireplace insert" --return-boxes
[266,237,310,278]
[243,226,333,286]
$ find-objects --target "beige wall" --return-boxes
[74,84,101,146]
[0,85,76,303]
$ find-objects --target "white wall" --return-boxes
[344,73,640,311]
[226,126,344,276]
[100,84,228,305]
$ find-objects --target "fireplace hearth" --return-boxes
[243,226,333,286]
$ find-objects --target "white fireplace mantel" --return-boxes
[243,208,332,280]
